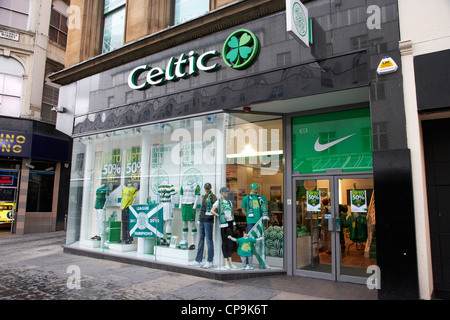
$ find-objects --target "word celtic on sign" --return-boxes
[128,29,259,91]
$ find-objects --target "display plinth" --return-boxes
[154,245,196,264]
[137,238,157,254]
[81,239,101,248]
[109,242,138,252]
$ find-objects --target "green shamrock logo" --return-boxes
[222,29,259,69]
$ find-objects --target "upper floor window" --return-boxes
[0,56,23,118]
[49,8,68,47]
[0,0,30,30]
[102,0,126,54]
[174,0,209,25]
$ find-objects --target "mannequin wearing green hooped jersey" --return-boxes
[91,184,110,241]
[157,183,177,245]
[240,183,269,232]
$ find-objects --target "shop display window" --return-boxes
[26,161,56,213]
[66,112,284,271]
[26,172,55,212]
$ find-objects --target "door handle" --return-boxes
[328,217,342,232]
[336,218,342,232]
[328,217,334,231]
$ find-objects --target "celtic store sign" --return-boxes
[128,29,259,91]
[286,0,312,47]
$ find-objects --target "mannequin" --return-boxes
[91,184,109,241]
[190,183,217,268]
[241,183,269,232]
[178,181,200,249]
[120,183,136,244]
[210,187,237,270]
[228,232,263,270]
[157,182,177,246]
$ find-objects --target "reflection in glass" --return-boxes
[174,0,209,25]
[66,112,284,271]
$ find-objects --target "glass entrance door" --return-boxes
[336,176,376,282]
[294,175,376,283]
[294,177,334,279]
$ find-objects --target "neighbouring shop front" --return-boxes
[53,1,419,299]
[0,118,72,234]
[415,49,450,299]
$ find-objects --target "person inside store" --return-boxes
[120,183,136,244]
[189,183,217,268]
[210,187,237,270]
[321,198,331,254]
[338,204,348,254]
[241,183,269,232]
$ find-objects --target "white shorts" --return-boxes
[161,202,173,221]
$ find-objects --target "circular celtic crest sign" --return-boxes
[222,29,259,69]
[182,167,203,189]
[293,2,307,37]
[150,169,169,195]
[137,212,148,230]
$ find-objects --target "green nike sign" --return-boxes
[292,108,373,174]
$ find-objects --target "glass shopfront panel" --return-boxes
[66,112,284,272]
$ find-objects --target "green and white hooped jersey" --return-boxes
[158,184,176,202]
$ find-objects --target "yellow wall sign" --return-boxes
[377,56,398,75]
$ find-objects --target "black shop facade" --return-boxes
[51,2,419,300]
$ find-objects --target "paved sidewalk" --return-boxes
[0,230,378,300]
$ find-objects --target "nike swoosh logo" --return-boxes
[314,134,355,152]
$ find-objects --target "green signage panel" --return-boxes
[292,108,372,174]
[129,204,164,238]
[101,149,122,193]
[351,190,367,212]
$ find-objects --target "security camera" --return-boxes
[51,106,65,113]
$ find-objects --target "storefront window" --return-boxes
[66,112,284,271]
[174,0,209,25]
[26,172,55,212]
[225,113,284,269]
